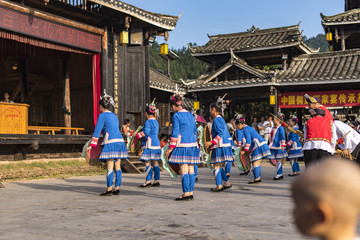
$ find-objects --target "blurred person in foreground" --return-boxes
[291,157,360,240]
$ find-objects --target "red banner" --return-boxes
[279,90,360,108]
[0,6,101,52]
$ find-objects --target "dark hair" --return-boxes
[290,118,298,123]
[170,95,182,106]
[209,102,222,113]
[123,119,130,125]
[99,97,111,109]
[146,106,156,115]
[235,119,246,125]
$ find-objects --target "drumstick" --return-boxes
[336,131,351,144]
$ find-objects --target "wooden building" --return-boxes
[0,0,179,160]
[186,1,360,123]
[186,23,316,119]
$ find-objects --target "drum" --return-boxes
[126,126,143,154]
[269,159,277,167]
[234,147,248,172]
[161,143,181,178]
[202,125,212,154]
[82,137,103,166]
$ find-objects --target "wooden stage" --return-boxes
[0,134,91,145]
[0,134,91,161]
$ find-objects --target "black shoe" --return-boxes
[100,190,113,196]
[223,184,232,190]
[289,173,300,176]
[195,177,198,182]
[226,174,230,179]
[240,171,250,176]
[151,182,160,187]
[175,195,193,201]
[113,189,120,195]
[139,182,152,188]
[248,179,261,184]
[210,186,224,192]
[273,175,284,180]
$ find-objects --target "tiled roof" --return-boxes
[149,68,186,94]
[189,23,315,55]
[321,8,360,26]
[275,49,360,85]
[199,50,268,84]
[187,78,274,92]
[187,49,360,92]
[88,0,180,30]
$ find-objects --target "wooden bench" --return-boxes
[27,126,85,135]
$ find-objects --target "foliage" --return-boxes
[149,41,208,81]
[303,34,329,52]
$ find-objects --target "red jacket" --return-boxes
[318,105,333,121]
[306,115,332,144]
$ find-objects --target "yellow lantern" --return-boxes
[270,95,276,105]
[193,101,200,110]
[160,43,168,55]
[326,32,332,41]
[120,31,129,45]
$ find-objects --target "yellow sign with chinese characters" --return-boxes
[279,90,360,108]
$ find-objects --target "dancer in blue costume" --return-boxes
[204,98,233,192]
[235,123,251,175]
[165,94,201,201]
[268,116,288,180]
[286,118,303,176]
[236,119,271,184]
[88,91,129,196]
[138,101,162,187]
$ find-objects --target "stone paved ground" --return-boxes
[0,165,359,240]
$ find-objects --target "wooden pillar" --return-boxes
[270,86,278,115]
[341,28,346,51]
[282,54,288,71]
[167,59,171,78]
[63,60,71,134]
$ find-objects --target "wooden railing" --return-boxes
[27,126,85,135]
[56,0,87,10]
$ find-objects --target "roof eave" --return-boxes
[88,0,178,30]
[191,42,305,56]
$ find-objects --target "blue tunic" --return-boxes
[168,109,200,165]
[235,129,245,148]
[268,125,288,160]
[287,127,303,159]
[90,111,129,162]
[242,125,271,162]
[138,118,161,161]
[210,115,234,164]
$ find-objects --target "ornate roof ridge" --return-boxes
[88,0,180,30]
[321,8,360,22]
[293,48,360,60]
[207,23,300,40]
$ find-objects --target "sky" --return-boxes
[122,0,344,50]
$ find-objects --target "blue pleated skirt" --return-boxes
[210,146,234,164]
[288,149,303,159]
[168,147,201,165]
[99,142,129,163]
[140,148,162,161]
[269,149,288,160]
[251,144,271,162]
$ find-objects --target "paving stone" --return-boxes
[0,166,359,240]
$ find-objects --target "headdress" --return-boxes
[100,89,115,107]
[234,112,245,123]
[309,108,325,117]
[170,84,183,106]
[216,93,228,116]
[304,94,320,104]
[147,98,159,117]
